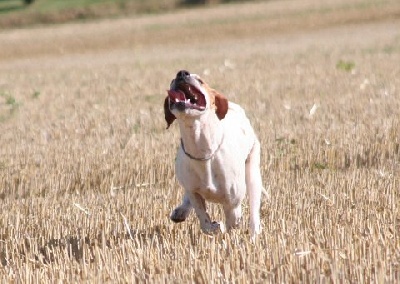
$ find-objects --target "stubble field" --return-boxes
[1,0,400,282]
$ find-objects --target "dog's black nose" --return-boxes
[176,70,190,80]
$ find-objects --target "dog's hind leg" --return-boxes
[245,139,263,241]
[170,194,192,223]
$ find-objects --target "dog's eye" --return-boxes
[197,78,204,84]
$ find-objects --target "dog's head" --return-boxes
[164,70,228,128]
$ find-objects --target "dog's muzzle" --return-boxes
[167,70,207,111]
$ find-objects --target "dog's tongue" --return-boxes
[167,89,186,102]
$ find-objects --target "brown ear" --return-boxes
[164,97,176,129]
[214,92,228,120]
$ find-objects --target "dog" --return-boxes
[164,70,265,240]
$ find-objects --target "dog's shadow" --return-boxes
[0,225,168,266]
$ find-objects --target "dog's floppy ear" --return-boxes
[164,97,176,129]
[214,92,228,120]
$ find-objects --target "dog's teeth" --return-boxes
[175,98,179,102]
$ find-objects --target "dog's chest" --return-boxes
[176,149,245,202]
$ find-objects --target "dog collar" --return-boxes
[180,134,224,161]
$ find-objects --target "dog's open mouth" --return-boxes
[168,83,206,111]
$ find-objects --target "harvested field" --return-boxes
[0,0,400,282]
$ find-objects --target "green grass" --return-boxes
[0,0,151,12]
[0,0,179,27]
[32,0,124,12]
[336,59,356,72]
[32,90,41,99]
[0,0,25,14]
[0,91,19,122]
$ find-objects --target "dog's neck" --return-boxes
[177,111,223,160]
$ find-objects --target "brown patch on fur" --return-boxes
[214,91,228,120]
[164,96,176,129]
[203,84,228,120]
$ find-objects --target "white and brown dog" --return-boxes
[164,70,265,240]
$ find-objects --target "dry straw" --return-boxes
[1,0,399,282]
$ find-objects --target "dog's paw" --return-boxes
[202,221,223,235]
[170,207,191,223]
[249,222,261,243]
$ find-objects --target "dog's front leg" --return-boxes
[170,194,193,223]
[223,204,242,231]
[188,192,220,235]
